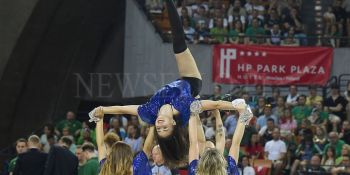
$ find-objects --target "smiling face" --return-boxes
[155,113,176,138]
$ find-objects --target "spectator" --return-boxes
[239,155,256,175]
[56,111,82,137]
[306,86,323,107]
[246,132,264,159]
[229,20,245,44]
[244,0,265,16]
[130,115,141,127]
[205,116,217,140]
[324,24,341,48]
[265,8,281,30]
[266,24,282,45]
[75,145,86,168]
[194,20,210,44]
[256,104,278,130]
[193,5,209,28]
[13,135,48,175]
[267,87,280,108]
[290,135,322,175]
[283,7,302,29]
[303,155,326,174]
[339,120,350,144]
[80,143,99,175]
[272,96,286,118]
[178,5,193,20]
[324,84,348,121]
[224,111,238,137]
[227,0,247,29]
[241,91,256,110]
[44,136,79,175]
[264,128,287,175]
[209,18,228,43]
[344,81,350,120]
[322,146,336,172]
[333,0,346,35]
[279,108,297,137]
[251,85,264,107]
[241,124,258,146]
[224,138,232,157]
[76,121,96,142]
[254,97,266,117]
[292,95,312,126]
[209,8,228,29]
[210,84,224,101]
[247,10,264,28]
[245,18,266,44]
[259,118,276,145]
[286,85,299,107]
[281,33,299,46]
[124,124,143,153]
[313,126,328,151]
[151,145,172,175]
[40,124,57,153]
[324,6,337,33]
[307,102,328,127]
[108,117,127,140]
[8,138,27,175]
[324,132,345,158]
[331,154,350,174]
[183,16,196,43]
[76,128,96,146]
[335,144,350,165]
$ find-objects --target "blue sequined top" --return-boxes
[188,156,239,175]
[99,151,151,175]
[137,80,195,126]
[133,151,152,175]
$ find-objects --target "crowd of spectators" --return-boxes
[3,81,350,175]
[144,0,350,47]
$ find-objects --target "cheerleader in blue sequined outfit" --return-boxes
[95,112,154,175]
[90,0,248,167]
[188,105,253,175]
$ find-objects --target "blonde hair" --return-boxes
[197,148,227,175]
[28,135,40,145]
[104,132,120,148]
[100,142,133,175]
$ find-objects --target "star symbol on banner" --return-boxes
[262,52,267,57]
[240,51,245,56]
[247,51,252,56]
[254,52,259,56]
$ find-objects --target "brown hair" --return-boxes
[197,148,227,175]
[100,142,133,175]
[104,132,120,148]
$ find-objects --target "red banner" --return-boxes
[212,45,333,86]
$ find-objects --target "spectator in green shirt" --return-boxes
[323,132,345,158]
[292,95,312,126]
[228,20,244,44]
[80,143,99,175]
[8,138,27,175]
[245,18,266,44]
[56,111,82,136]
[210,18,228,44]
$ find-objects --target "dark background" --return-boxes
[0,0,126,157]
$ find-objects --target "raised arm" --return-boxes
[201,99,246,111]
[189,114,199,163]
[229,108,252,162]
[96,114,106,161]
[195,115,207,155]
[143,126,155,158]
[213,110,225,154]
[96,105,139,116]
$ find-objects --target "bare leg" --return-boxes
[165,0,201,80]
